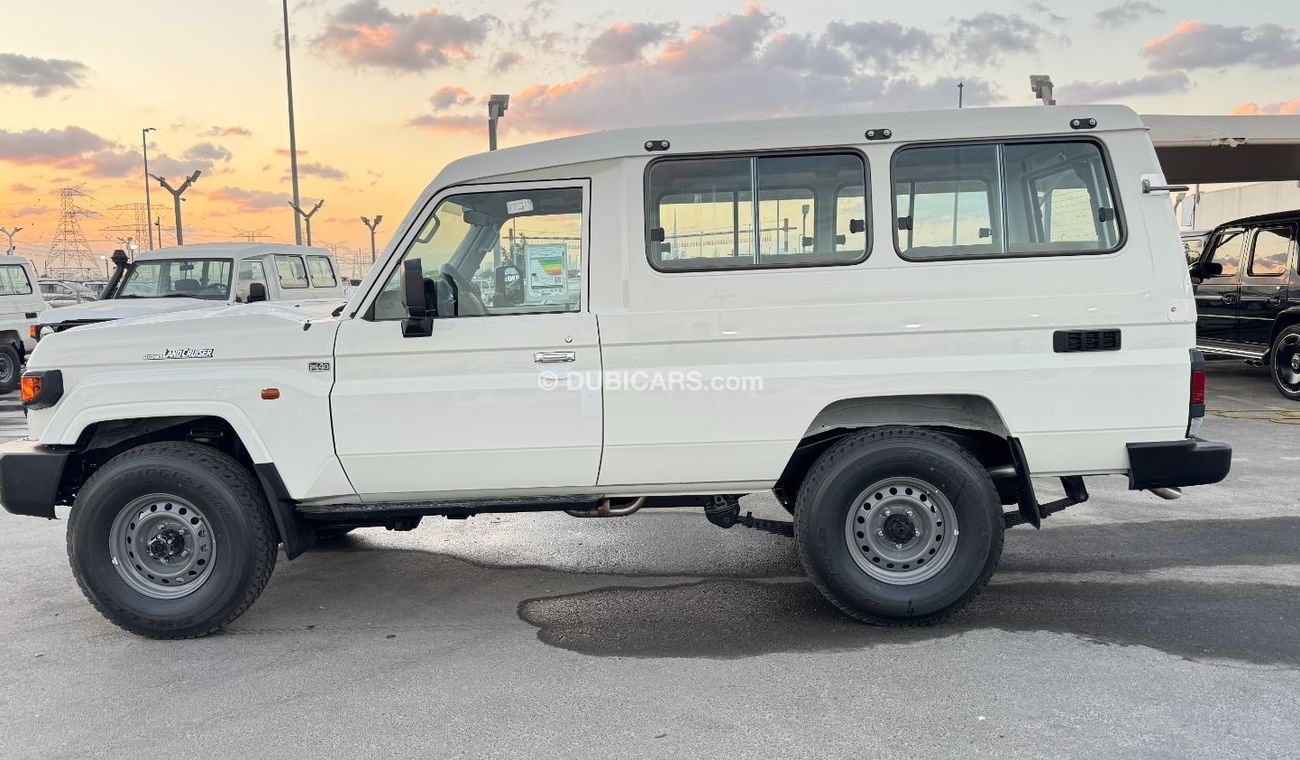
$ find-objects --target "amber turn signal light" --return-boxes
[20,375,42,405]
[260,388,281,400]
[28,325,38,340]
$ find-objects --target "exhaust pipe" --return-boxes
[1148,487,1182,500]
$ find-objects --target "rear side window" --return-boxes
[894,140,1121,260]
[274,255,309,289]
[306,256,338,288]
[1248,226,1294,277]
[0,265,33,295]
[646,152,868,271]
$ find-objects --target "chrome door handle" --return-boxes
[534,351,576,363]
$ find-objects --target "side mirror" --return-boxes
[1190,261,1223,279]
[247,282,267,303]
[401,259,433,338]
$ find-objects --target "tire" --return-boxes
[1269,325,1300,401]
[794,426,1004,625]
[66,442,278,639]
[0,343,19,394]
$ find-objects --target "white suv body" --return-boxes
[0,256,47,391]
[1,105,1230,637]
[33,243,346,341]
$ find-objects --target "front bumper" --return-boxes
[0,439,69,519]
[1127,437,1232,491]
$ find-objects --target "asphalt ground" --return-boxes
[1,360,1297,758]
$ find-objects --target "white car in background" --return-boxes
[0,256,48,392]
[34,243,347,342]
[38,279,97,308]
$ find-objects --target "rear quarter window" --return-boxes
[306,256,338,288]
[274,255,309,289]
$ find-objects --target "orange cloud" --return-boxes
[1232,98,1300,115]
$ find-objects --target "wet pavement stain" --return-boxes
[519,577,1300,665]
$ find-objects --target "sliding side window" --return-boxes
[647,153,868,271]
[894,140,1121,260]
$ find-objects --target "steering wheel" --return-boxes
[440,264,486,316]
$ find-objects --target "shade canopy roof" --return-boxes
[1142,114,1300,184]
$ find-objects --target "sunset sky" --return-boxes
[2,0,1297,276]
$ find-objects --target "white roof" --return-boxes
[1,255,33,266]
[136,243,331,261]
[432,105,1145,189]
[1142,114,1300,183]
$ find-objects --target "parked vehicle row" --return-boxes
[0,105,1231,639]
[0,256,47,393]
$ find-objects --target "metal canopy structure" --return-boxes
[1142,114,1300,184]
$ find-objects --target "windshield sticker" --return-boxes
[506,198,534,215]
[144,348,215,361]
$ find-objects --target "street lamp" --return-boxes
[142,127,156,249]
[488,94,510,151]
[282,0,304,245]
[289,198,324,246]
[150,170,201,246]
[0,226,22,255]
[361,215,384,262]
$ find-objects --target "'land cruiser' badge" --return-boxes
[144,348,216,361]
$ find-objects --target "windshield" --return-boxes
[118,259,233,300]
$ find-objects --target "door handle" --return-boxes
[534,350,576,363]
[1221,292,1236,303]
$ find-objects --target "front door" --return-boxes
[1195,227,1247,345]
[1237,224,1296,346]
[331,181,601,500]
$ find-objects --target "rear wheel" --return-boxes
[795,427,1003,625]
[67,442,278,639]
[0,343,19,394]
[1270,325,1300,401]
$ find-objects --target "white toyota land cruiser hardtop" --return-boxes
[33,243,347,342]
[0,105,1231,638]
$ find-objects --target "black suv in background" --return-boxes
[1191,210,1300,399]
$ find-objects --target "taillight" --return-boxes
[1190,370,1206,405]
[20,370,63,410]
[1188,350,1206,437]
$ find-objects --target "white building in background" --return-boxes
[1179,181,1300,229]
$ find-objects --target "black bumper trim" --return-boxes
[0,440,70,519]
[1127,438,1231,491]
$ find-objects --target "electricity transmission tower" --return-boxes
[46,186,99,278]
[231,226,272,243]
[101,203,151,257]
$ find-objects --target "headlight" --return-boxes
[38,325,55,339]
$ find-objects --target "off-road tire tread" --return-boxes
[793,426,1003,627]
[1270,325,1300,401]
[66,441,277,639]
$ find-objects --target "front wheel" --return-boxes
[795,427,1004,625]
[0,343,19,394]
[67,442,278,638]
[1270,325,1300,401]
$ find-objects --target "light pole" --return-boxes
[360,215,383,262]
[282,0,304,245]
[151,170,201,246]
[488,94,509,151]
[0,226,22,255]
[142,127,156,249]
[289,199,324,246]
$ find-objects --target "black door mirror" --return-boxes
[1189,261,1223,280]
[247,282,267,303]
[401,259,433,338]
